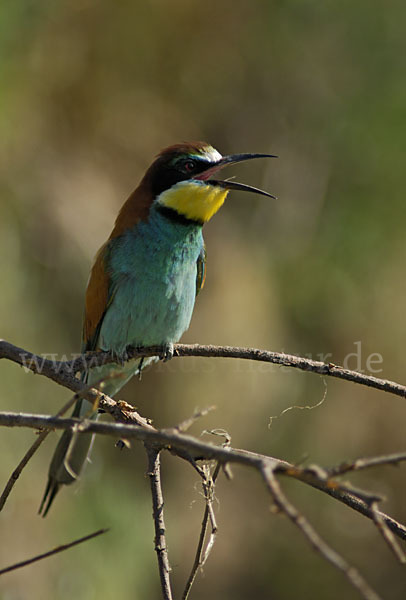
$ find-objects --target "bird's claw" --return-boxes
[162,342,174,362]
[111,350,126,367]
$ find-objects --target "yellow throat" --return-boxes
[157,180,228,223]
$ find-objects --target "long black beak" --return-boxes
[196,152,277,198]
[206,179,277,199]
[216,152,278,167]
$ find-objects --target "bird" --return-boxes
[39,141,276,516]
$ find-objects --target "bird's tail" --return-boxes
[38,396,98,517]
[39,358,151,516]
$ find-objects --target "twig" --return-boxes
[0,528,108,575]
[329,452,406,476]
[177,406,217,432]
[0,341,154,432]
[0,390,81,511]
[146,445,173,600]
[284,463,383,505]
[0,430,49,512]
[369,501,406,564]
[227,448,406,542]
[261,464,382,600]
[0,339,405,399]
[0,341,403,597]
[182,462,220,600]
[171,408,218,479]
[0,371,126,512]
[171,344,406,399]
[0,408,402,598]
[1,411,406,543]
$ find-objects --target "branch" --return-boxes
[0,390,86,511]
[261,465,382,600]
[0,431,49,512]
[1,337,404,598]
[182,462,221,600]
[329,452,406,475]
[2,411,405,544]
[369,501,406,564]
[0,340,156,430]
[0,528,108,576]
[1,339,405,399]
[146,445,173,600]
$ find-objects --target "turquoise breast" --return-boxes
[99,206,204,355]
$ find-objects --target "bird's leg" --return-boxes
[161,342,174,362]
[138,356,145,381]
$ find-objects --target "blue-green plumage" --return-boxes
[101,206,204,353]
[40,141,275,515]
[39,207,205,515]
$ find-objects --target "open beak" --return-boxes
[195,152,277,199]
[206,179,276,199]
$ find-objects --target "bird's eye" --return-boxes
[183,159,196,173]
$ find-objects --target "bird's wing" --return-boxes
[82,242,115,353]
[196,245,207,296]
[39,243,114,517]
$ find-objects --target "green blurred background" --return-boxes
[1,1,405,598]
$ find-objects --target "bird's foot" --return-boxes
[161,342,174,362]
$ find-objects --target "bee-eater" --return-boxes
[39,141,276,516]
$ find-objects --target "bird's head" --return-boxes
[143,142,277,224]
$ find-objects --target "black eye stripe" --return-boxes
[150,155,214,196]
